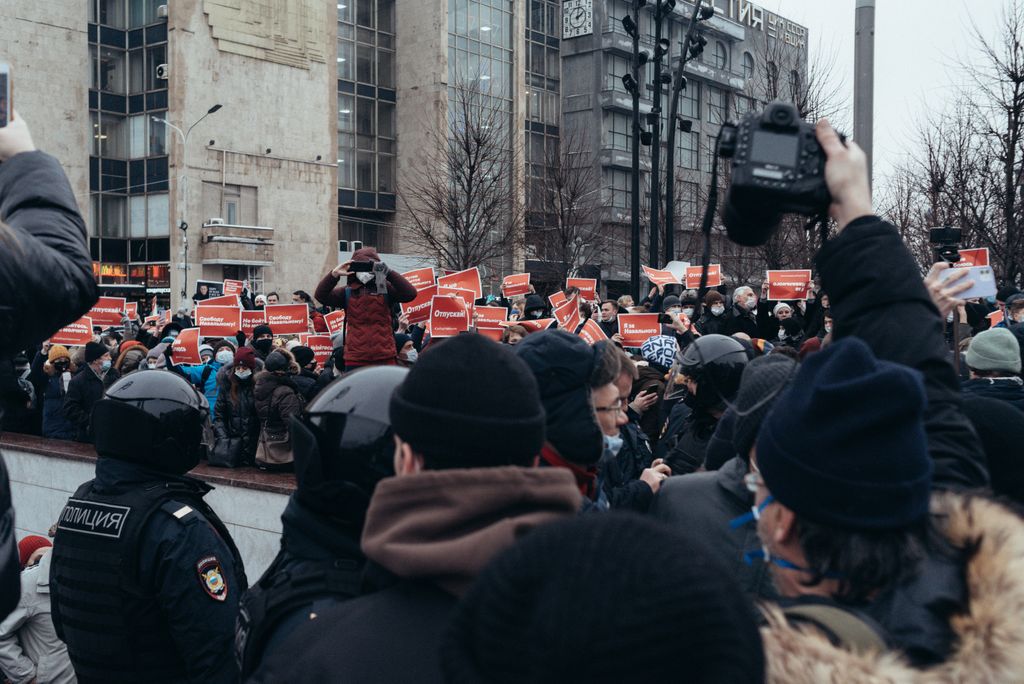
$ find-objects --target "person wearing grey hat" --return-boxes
[961,328,1024,411]
[651,354,796,601]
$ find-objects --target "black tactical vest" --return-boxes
[235,551,363,678]
[50,478,245,684]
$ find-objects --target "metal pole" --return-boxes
[854,0,875,188]
[630,2,642,302]
[649,3,664,268]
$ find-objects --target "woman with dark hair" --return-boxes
[212,346,262,467]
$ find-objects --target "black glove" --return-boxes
[235,331,246,348]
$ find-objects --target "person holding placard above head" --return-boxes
[314,247,416,371]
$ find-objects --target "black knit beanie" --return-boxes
[389,334,546,467]
[291,345,315,368]
[756,337,932,530]
[514,330,604,465]
[252,324,273,338]
[85,341,108,364]
[732,355,797,461]
[441,514,765,684]
[961,395,1024,506]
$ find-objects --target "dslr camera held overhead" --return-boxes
[3,0,1024,682]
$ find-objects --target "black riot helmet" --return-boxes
[91,370,209,475]
[290,365,408,520]
[667,334,748,412]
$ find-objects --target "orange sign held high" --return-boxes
[642,266,680,287]
[548,291,568,309]
[566,278,597,301]
[401,285,439,324]
[306,335,334,366]
[685,265,722,289]
[324,309,347,335]
[222,279,245,296]
[501,273,531,297]
[577,318,608,345]
[195,305,242,338]
[517,318,556,333]
[49,316,94,346]
[170,328,203,365]
[202,294,241,308]
[617,313,661,347]
[264,304,310,335]
[553,295,581,332]
[402,267,436,292]
[89,297,127,328]
[240,310,266,337]
[765,269,813,301]
[955,248,990,268]
[437,267,482,299]
[430,295,470,337]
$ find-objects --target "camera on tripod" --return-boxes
[928,226,962,264]
[718,101,834,247]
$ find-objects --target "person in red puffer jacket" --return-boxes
[314,247,417,370]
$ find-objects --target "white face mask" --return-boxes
[682,307,694,319]
[711,305,725,316]
[216,350,234,365]
[778,329,787,340]
[403,348,418,364]
[235,369,253,380]
[825,324,833,334]
[746,296,757,310]
[356,272,375,284]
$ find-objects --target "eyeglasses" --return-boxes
[594,400,626,414]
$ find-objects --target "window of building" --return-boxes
[707,86,727,125]
[607,168,631,209]
[128,0,165,28]
[202,182,257,226]
[676,129,697,169]
[606,53,631,93]
[767,60,779,94]
[356,151,376,191]
[129,115,147,158]
[148,113,167,156]
[742,52,754,80]
[680,80,700,119]
[789,69,802,99]
[356,43,375,82]
[734,94,753,117]
[337,38,354,80]
[147,193,169,236]
[606,111,631,151]
[99,195,128,236]
[713,41,728,70]
[96,113,128,158]
[98,0,126,27]
[703,134,717,172]
[357,0,374,28]
[98,47,126,94]
[145,44,166,91]
[678,181,699,223]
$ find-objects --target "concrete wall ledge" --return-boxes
[0,433,294,577]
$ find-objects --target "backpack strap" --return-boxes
[782,603,887,654]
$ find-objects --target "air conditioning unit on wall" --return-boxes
[156,64,169,80]
[157,4,168,18]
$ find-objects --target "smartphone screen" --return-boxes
[0,63,9,128]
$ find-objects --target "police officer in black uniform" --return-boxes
[49,370,247,684]
[236,365,406,679]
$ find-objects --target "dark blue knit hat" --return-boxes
[756,337,932,530]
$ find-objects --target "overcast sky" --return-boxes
[762,0,1005,193]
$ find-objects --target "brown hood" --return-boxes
[351,246,381,262]
[361,467,581,597]
[760,492,1024,683]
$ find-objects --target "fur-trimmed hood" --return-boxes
[760,492,1024,683]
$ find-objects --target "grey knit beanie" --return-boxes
[966,328,1021,374]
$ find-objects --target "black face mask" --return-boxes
[253,338,273,355]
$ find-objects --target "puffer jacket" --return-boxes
[0,151,96,357]
[760,492,1024,683]
[254,364,304,438]
[28,353,74,440]
[214,360,263,465]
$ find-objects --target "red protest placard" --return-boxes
[502,273,531,297]
[222,279,245,296]
[566,278,597,301]
[553,295,581,332]
[577,318,608,345]
[265,304,309,335]
[617,313,661,347]
[988,309,1004,328]
[765,270,813,301]
[478,327,504,342]
[548,290,568,309]
[240,310,266,337]
[430,295,470,337]
[195,305,242,338]
[437,267,483,299]
[49,316,94,346]
[402,267,436,292]
[202,294,241,308]
[642,266,681,287]
[324,309,346,335]
[401,284,438,324]
[306,335,334,366]
[685,264,722,289]
[956,248,990,268]
[474,305,508,329]
[437,286,476,308]
[89,297,126,327]
[516,318,556,333]
[143,315,159,327]
[124,302,138,321]
[170,328,202,365]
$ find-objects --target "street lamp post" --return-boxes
[151,104,223,301]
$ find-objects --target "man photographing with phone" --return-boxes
[314,247,417,371]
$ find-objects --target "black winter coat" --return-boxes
[213,364,261,465]
[651,456,777,601]
[603,420,656,513]
[253,372,303,438]
[0,151,96,357]
[292,369,319,403]
[817,217,988,488]
[961,377,1024,413]
[63,365,120,442]
[697,310,729,336]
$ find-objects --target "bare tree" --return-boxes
[399,82,524,275]
[527,126,603,286]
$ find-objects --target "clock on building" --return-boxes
[562,0,593,39]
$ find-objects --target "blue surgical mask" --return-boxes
[603,433,624,459]
[100,359,111,371]
[986,295,997,305]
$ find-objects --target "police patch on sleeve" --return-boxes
[196,556,228,602]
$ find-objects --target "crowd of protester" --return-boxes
[1,108,1024,683]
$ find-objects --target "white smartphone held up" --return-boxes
[938,265,997,300]
[0,63,10,128]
